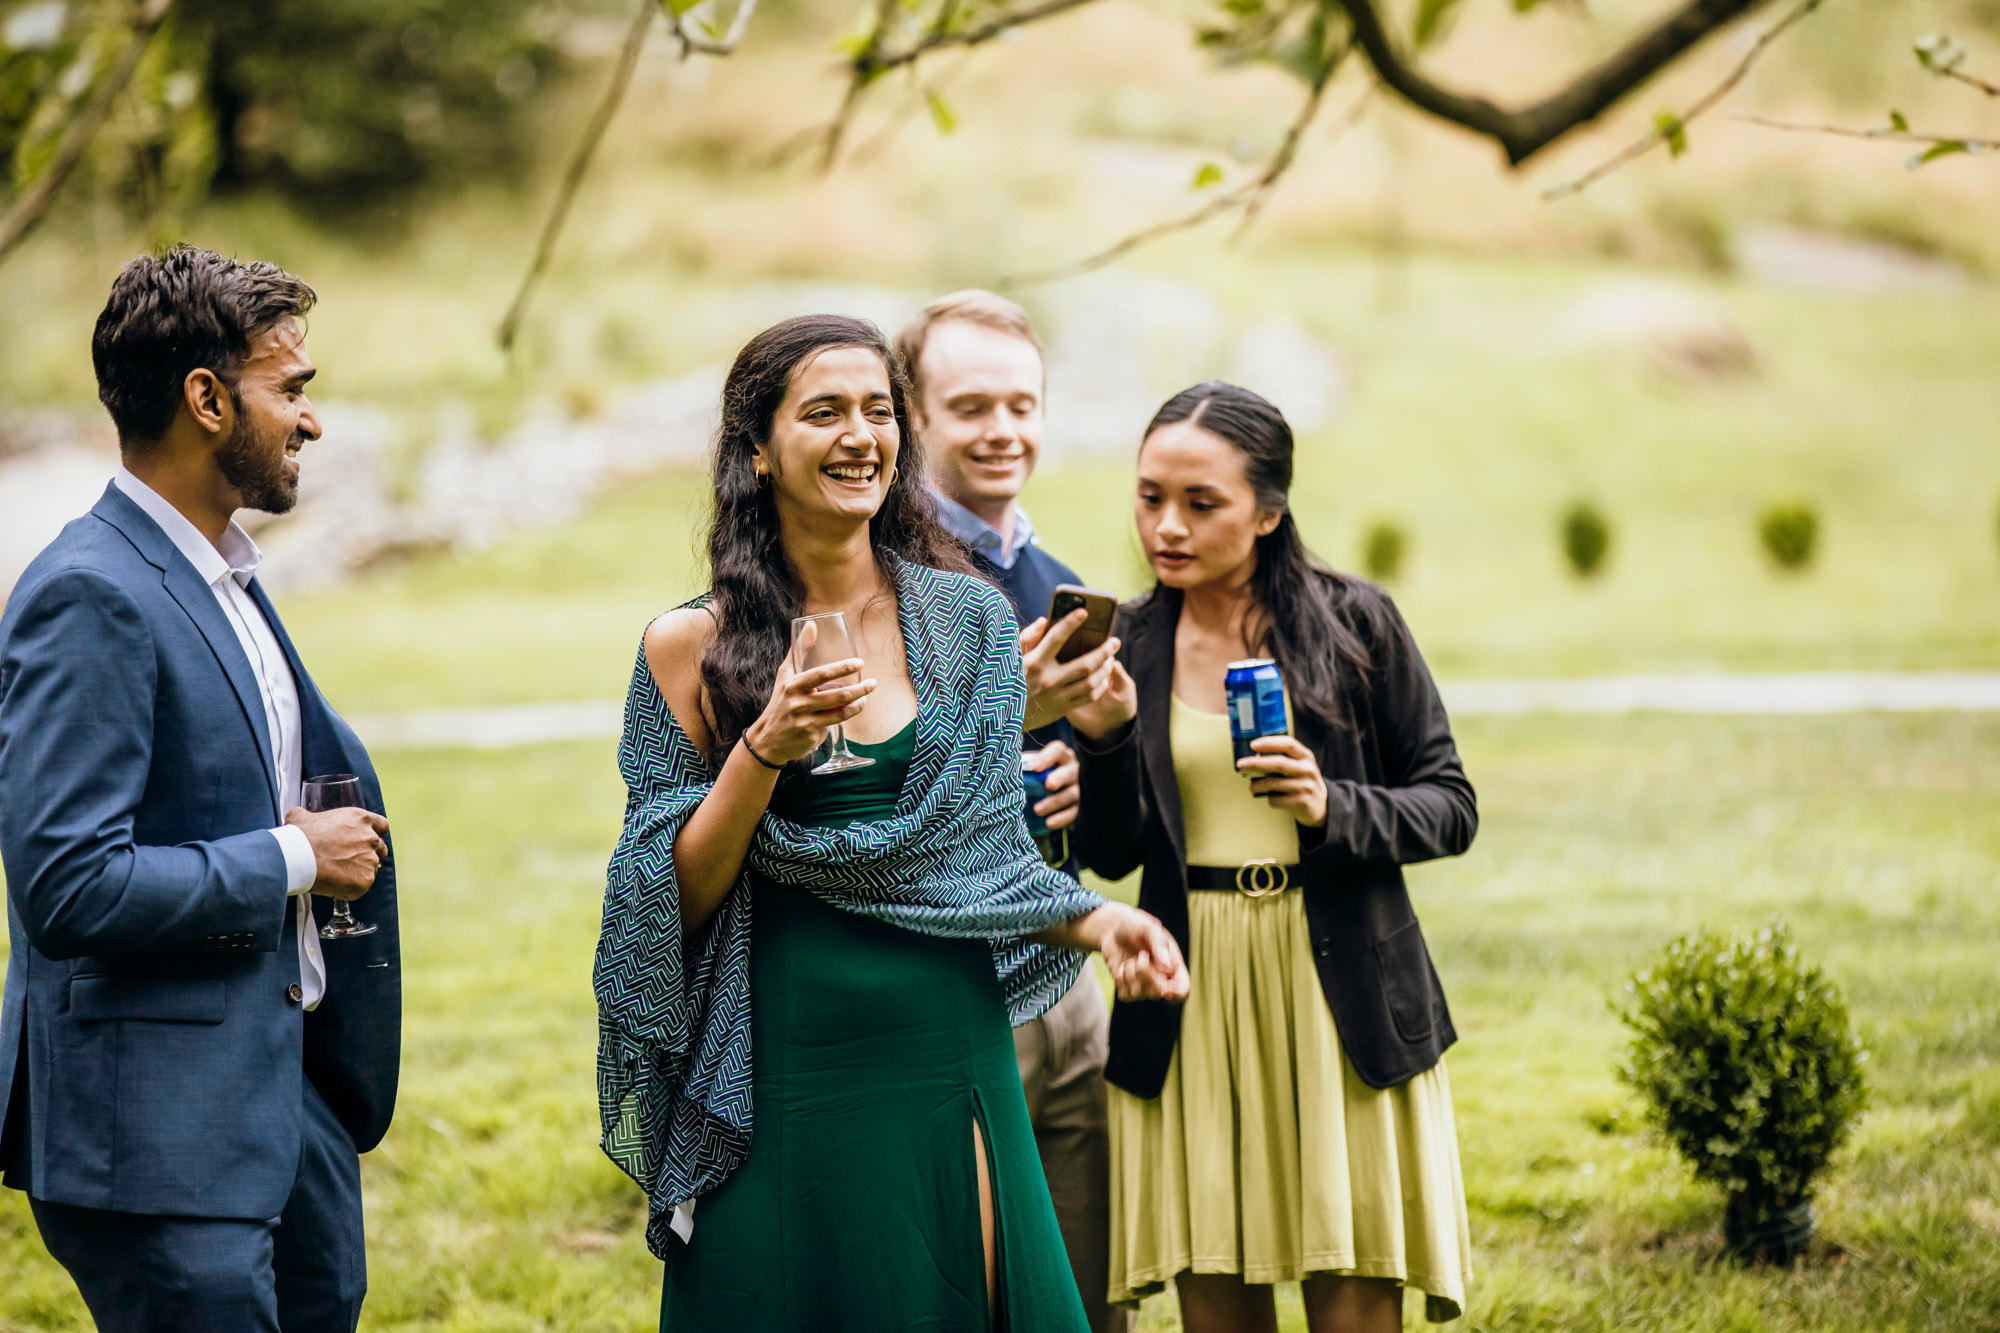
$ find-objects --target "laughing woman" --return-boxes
[1070,383,1476,1331]
[595,314,1188,1332]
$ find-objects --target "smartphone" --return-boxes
[1047,584,1118,664]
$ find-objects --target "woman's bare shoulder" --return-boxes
[643,606,719,748]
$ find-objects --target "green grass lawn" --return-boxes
[6,711,1996,1331]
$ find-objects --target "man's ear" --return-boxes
[182,368,233,439]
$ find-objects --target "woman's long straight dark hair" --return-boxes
[699,313,970,765]
[1143,380,1370,732]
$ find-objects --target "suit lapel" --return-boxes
[1125,589,1186,861]
[93,486,279,817]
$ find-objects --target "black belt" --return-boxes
[1187,861,1297,897]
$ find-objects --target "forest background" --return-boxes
[2,0,1999,1328]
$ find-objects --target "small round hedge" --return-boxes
[1759,503,1819,570]
[1618,921,1866,1260]
[1562,502,1611,578]
[1362,521,1408,583]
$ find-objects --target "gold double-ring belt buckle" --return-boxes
[1233,858,1289,898]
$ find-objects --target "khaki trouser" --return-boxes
[1015,971,1135,1333]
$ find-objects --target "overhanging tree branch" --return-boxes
[497,0,655,354]
[0,0,177,266]
[1004,47,1364,288]
[1541,0,1822,201]
[1335,0,1780,165]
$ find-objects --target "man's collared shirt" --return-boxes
[113,468,326,1008]
[934,490,1037,571]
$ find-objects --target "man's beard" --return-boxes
[216,416,299,515]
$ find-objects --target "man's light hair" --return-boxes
[893,289,1042,402]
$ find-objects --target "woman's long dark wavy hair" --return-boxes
[698,313,969,764]
[1143,380,1371,732]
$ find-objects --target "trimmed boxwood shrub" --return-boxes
[1362,520,1407,583]
[1758,502,1819,570]
[1617,921,1867,1261]
[1561,501,1611,578]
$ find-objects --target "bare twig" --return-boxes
[867,0,1100,75]
[497,0,655,354]
[1540,0,1821,201]
[818,0,1102,173]
[0,0,176,265]
[667,0,761,58]
[1940,65,2000,97]
[1004,57,1366,288]
[1734,111,1998,153]
[1337,0,1783,165]
[819,0,900,172]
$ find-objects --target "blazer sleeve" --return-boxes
[1309,590,1478,868]
[0,568,289,959]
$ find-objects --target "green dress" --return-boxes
[659,721,1091,1332]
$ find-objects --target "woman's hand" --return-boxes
[742,654,876,766]
[1238,736,1328,827]
[1027,740,1081,832]
[1020,612,1124,733]
[1066,660,1137,741]
[1092,903,1190,1002]
[1031,903,1188,1002]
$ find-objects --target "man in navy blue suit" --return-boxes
[898,292,1135,1333]
[0,245,402,1332]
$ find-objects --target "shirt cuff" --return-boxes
[270,825,318,896]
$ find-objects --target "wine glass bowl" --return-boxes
[791,612,874,775]
[303,773,379,940]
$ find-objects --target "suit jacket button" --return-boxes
[286,984,304,1004]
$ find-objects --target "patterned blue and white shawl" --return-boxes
[595,562,1103,1258]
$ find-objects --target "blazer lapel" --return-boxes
[1124,589,1186,861]
[93,486,279,817]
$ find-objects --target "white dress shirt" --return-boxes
[114,469,327,1008]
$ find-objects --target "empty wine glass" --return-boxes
[304,773,378,939]
[791,612,874,775]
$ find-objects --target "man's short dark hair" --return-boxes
[92,244,317,451]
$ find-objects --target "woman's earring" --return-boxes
[887,466,899,487]
[755,469,770,490]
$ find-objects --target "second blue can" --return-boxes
[1225,658,1289,762]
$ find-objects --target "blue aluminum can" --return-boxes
[1021,753,1068,867]
[1225,658,1288,763]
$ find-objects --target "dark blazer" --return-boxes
[1076,575,1475,1096]
[0,483,401,1219]
[970,541,1088,874]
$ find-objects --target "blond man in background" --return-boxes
[897,292,1134,1333]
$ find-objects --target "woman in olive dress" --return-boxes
[1071,382,1477,1331]
[595,314,1188,1332]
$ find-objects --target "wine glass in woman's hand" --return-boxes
[790,613,874,774]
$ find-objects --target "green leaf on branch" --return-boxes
[1413,0,1465,48]
[925,88,958,135]
[1221,0,1263,16]
[1910,140,1969,169]
[664,0,705,17]
[1888,110,1908,133]
[832,30,872,57]
[1192,161,1225,190]
[1654,110,1688,158]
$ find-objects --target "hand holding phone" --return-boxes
[1020,585,1125,732]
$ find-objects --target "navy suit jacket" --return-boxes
[0,483,401,1219]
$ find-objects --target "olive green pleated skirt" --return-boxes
[1107,890,1472,1321]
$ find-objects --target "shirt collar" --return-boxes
[932,490,1036,570]
[114,467,264,589]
